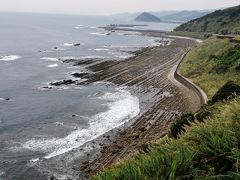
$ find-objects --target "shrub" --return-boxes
[195,107,211,122]
[211,81,240,103]
[210,64,229,74]
[235,64,240,71]
[170,113,195,138]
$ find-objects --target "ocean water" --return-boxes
[0,12,178,179]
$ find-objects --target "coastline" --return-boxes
[75,32,205,179]
[29,31,207,180]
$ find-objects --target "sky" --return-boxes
[0,0,239,15]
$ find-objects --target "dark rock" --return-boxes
[133,134,140,139]
[48,175,55,180]
[54,47,58,50]
[74,43,81,46]
[120,131,127,135]
[72,114,76,117]
[139,127,146,132]
[5,98,10,101]
[50,79,76,86]
[82,161,89,165]
[42,86,53,89]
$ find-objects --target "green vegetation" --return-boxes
[93,38,240,179]
[175,5,240,34]
[170,113,195,138]
[211,81,240,103]
[235,35,240,41]
[181,38,240,97]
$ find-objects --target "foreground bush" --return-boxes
[170,113,195,138]
[93,98,240,180]
[211,81,240,103]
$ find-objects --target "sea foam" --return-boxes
[0,55,21,61]
[90,32,109,36]
[94,48,109,51]
[40,57,59,62]
[47,64,58,68]
[63,43,74,47]
[21,89,140,159]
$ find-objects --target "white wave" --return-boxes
[47,64,58,68]
[21,89,140,159]
[74,26,83,29]
[90,32,110,36]
[0,55,21,61]
[55,122,64,126]
[30,158,39,162]
[94,48,109,51]
[63,43,74,47]
[40,57,59,62]
[0,98,5,101]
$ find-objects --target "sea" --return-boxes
[0,12,178,179]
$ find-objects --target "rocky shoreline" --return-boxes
[52,33,201,179]
[38,33,203,179]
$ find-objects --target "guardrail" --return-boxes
[174,51,208,106]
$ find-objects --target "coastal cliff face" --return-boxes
[135,12,161,22]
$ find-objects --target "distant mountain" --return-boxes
[175,5,240,34]
[160,10,213,23]
[134,12,161,22]
[110,11,179,22]
[110,10,214,23]
[150,11,180,18]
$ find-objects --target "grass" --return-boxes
[180,37,240,97]
[93,37,240,179]
[235,35,240,41]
